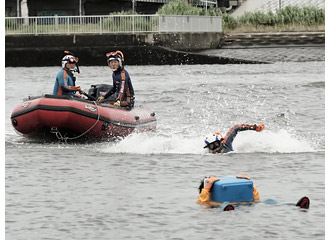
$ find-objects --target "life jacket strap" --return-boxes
[120,70,131,104]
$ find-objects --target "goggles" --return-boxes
[67,56,79,63]
[204,140,222,151]
[106,51,124,61]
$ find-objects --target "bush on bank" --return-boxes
[156,0,325,32]
[156,0,222,16]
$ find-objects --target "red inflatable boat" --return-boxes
[11,94,157,141]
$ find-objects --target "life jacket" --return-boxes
[198,177,220,204]
[116,70,133,107]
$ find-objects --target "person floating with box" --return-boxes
[198,175,260,210]
[198,175,310,211]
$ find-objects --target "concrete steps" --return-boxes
[222,32,325,48]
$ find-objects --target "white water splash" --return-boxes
[100,129,316,155]
[233,129,315,153]
[101,132,206,155]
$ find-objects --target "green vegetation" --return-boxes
[156,0,325,32]
[101,10,158,32]
[5,1,325,34]
[156,0,222,16]
[5,12,18,30]
[225,6,325,32]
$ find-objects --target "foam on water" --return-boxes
[100,129,317,155]
[233,129,316,153]
[100,132,206,155]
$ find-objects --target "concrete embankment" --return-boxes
[5,32,324,66]
[6,32,241,66]
[221,32,325,48]
[209,32,325,63]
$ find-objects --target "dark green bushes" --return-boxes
[102,11,158,32]
[156,0,325,32]
[156,0,222,16]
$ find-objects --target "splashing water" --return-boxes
[99,129,316,155]
[233,129,315,153]
[100,132,206,155]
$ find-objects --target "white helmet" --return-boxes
[204,132,223,146]
[62,55,79,72]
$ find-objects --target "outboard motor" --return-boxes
[88,84,112,99]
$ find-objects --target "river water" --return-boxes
[5,60,325,239]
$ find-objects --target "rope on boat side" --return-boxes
[51,101,100,142]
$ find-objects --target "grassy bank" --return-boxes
[156,0,325,33]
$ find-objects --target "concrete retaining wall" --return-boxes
[6,32,323,66]
[6,32,229,66]
[222,32,325,48]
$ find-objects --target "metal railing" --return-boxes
[136,0,170,2]
[5,15,222,35]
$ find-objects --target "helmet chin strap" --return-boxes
[63,51,80,73]
[65,64,78,73]
[75,64,80,73]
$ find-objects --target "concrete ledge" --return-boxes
[153,32,223,50]
[7,32,261,66]
[222,32,325,48]
[5,45,264,67]
[5,32,223,49]
[6,32,322,66]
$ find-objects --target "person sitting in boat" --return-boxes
[97,51,135,108]
[53,51,82,98]
[204,124,265,154]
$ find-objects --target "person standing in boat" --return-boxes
[53,51,82,97]
[204,124,265,154]
[97,51,135,108]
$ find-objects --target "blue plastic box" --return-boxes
[210,176,254,203]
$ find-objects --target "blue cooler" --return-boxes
[210,176,254,203]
